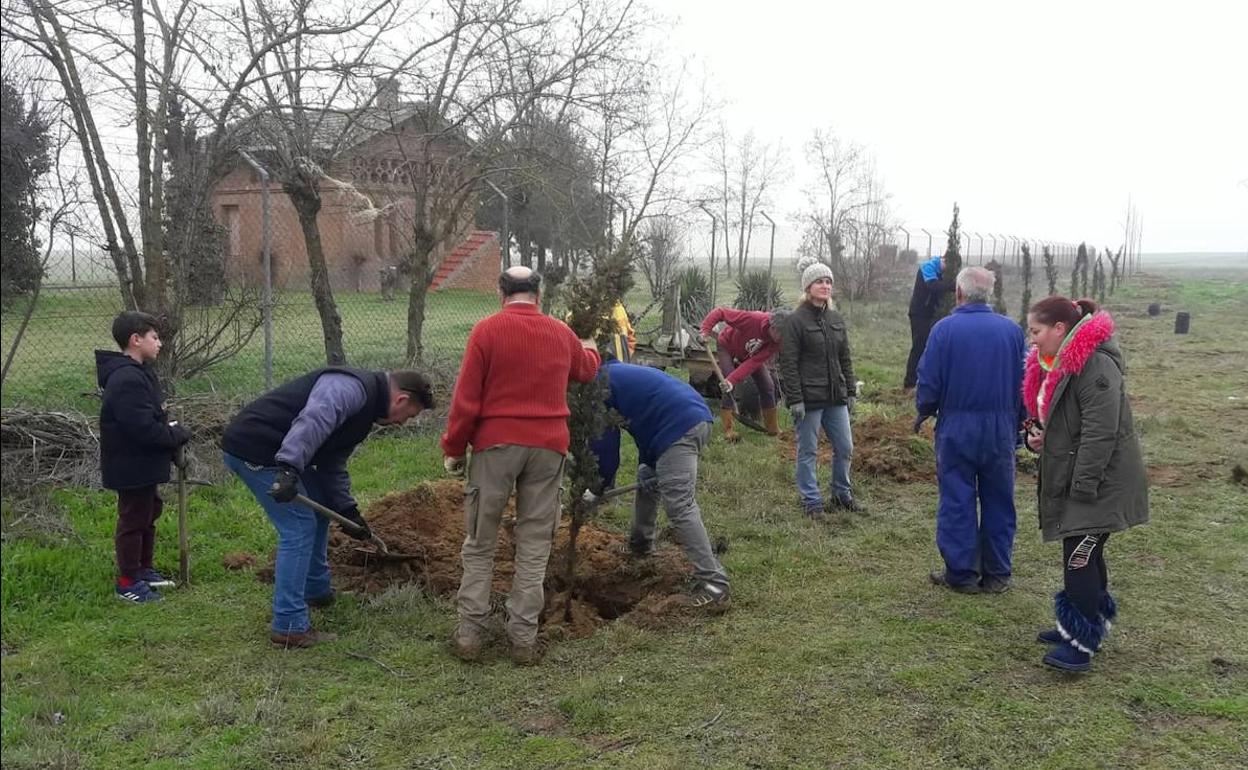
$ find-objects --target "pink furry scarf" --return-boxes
[1023,311,1115,422]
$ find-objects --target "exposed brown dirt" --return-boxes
[221,551,257,570]
[320,481,694,638]
[1147,463,1225,488]
[779,413,937,483]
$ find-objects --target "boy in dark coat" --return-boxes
[96,311,191,603]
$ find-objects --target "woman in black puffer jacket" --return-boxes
[778,257,863,520]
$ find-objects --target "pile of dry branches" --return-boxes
[0,408,100,491]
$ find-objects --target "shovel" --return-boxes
[175,444,190,584]
[703,345,769,435]
[290,493,423,563]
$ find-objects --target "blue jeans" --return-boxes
[224,453,333,634]
[795,405,853,506]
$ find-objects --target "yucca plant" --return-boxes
[733,269,784,311]
[676,265,713,327]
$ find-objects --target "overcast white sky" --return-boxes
[669,0,1247,254]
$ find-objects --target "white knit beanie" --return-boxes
[797,256,834,291]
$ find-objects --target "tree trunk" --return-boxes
[564,516,581,623]
[405,227,438,363]
[290,189,346,365]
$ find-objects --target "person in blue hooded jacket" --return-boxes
[916,267,1026,593]
[592,360,730,610]
[904,254,954,389]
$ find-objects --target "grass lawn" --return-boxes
[2,271,1246,769]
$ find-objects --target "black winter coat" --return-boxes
[778,302,856,409]
[96,351,189,490]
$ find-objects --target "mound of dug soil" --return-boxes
[326,481,693,638]
[780,413,936,483]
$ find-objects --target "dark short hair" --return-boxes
[389,370,435,409]
[111,311,160,349]
[498,270,541,297]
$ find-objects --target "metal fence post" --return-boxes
[239,150,273,390]
[759,210,776,277]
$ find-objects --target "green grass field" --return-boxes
[2,271,1246,769]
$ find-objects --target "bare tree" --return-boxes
[7,0,262,378]
[795,128,883,277]
[634,214,683,299]
[705,126,785,279]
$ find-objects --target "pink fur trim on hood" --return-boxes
[1023,311,1116,422]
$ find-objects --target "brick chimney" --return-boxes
[374,77,400,107]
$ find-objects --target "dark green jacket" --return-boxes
[1023,312,1149,542]
[778,301,856,409]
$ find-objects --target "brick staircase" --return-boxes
[430,230,499,291]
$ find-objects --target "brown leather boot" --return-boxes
[720,409,740,443]
[761,406,780,436]
[270,628,338,648]
[450,624,484,662]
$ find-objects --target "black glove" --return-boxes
[267,464,299,503]
[170,422,192,446]
[340,506,372,541]
[913,414,930,434]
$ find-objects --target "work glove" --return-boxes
[174,444,189,471]
[169,421,191,446]
[789,402,806,424]
[719,379,734,394]
[339,506,373,541]
[913,414,930,434]
[443,455,466,478]
[268,464,299,503]
[698,331,710,344]
[637,465,660,496]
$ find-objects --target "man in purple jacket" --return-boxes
[222,368,433,647]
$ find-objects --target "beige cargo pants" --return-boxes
[456,444,564,646]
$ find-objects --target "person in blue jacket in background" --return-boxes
[916,267,1026,594]
[593,360,731,611]
[904,254,954,390]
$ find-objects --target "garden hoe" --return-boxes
[703,344,769,435]
[291,493,423,564]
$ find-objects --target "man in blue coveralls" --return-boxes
[592,360,731,611]
[915,267,1025,594]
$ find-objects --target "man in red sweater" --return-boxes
[698,307,790,440]
[442,266,600,665]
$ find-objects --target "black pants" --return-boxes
[1063,532,1109,621]
[116,486,163,577]
[904,315,935,389]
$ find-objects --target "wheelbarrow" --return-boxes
[291,493,424,563]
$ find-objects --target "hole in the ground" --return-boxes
[311,481,693,638]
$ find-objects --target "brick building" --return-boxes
[213,85,500,293]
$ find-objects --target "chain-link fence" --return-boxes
[0,229,503,411]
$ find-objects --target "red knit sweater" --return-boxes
[441,302,600,457]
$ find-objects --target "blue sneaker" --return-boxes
[135,568,176,589]
[116,580,163,604]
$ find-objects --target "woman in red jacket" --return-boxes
[699,306,790,440]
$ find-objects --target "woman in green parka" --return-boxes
[1023,296,1149,673]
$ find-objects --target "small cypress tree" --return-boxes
[1019,242,1033,325]
[1093,255,1107,304]
[1043,245,1058,296]
[986,259,1007,315]
[1072,243,1087,297]
[560,244,635,621]
[935,203,962,320]
[1080,244,1091,297]
[1108,246,1122,295]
